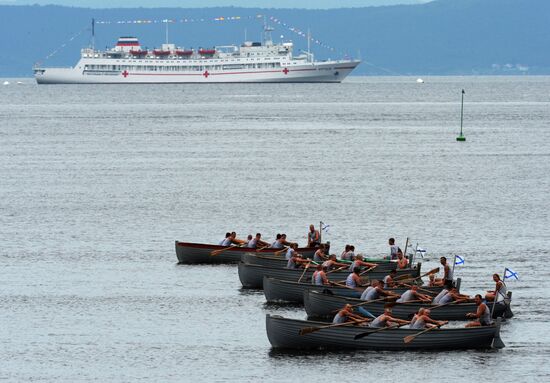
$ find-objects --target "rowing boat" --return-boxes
[303,290,513,320]
[175,241,319,264]
[238,261,421,289]
[266,315,505,350]
[263,276,452,304]
[242,253,398,271]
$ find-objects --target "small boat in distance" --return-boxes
[34,24,360,84]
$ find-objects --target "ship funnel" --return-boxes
[115,37,141,52]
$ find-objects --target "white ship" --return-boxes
[34,25,360,84]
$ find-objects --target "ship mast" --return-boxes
[307,28,311,63]
[263,17,274,47]
[91,18,95,50]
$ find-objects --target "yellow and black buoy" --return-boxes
[456,89,466,141]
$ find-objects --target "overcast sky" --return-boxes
[1,1,432,8]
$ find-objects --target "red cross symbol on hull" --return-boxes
[203,70,210,78]
[122,70,129,78]
[282,68,289,75]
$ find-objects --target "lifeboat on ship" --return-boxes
[176,50,194,57]
[199,49,216,56]
[130,50,148,57]
[153,50,171,57]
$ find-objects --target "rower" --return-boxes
[333,304,367,324]
[396,250,408,269]
[345,267,365,288]
[466,294,492,327]
[286,251,309,269]
[322,254,348,270]
[313,244,328,262]
[485,273,508,303]
[340,245,351,261]
[369,307,410,328]
[388,238,400,260]
[219,232,231,246]
[285,243,298,260]
[280,233,295,247]
[307,224,321,247]
[347,245,356,261]
[270,234,284,249]
[409,308,447,329]
[438,287,470,305]
[222,232,246,246]
[247,233,269,249]
[383,270,397,288]
[348,254,377,272]
[396,285,432,303]
[312,264,329,286]
[360,280,399,301]
[431,287,449,304]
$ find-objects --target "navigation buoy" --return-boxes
[456,89,466,141]
[416,78,424,83]
[2,81,9,86]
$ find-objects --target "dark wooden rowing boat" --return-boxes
[303,290,513,320]
[263,276,451,304]
[175,241,319,264]
[266,314,505,350]
[238,261,421,289]
[242,253,398,272]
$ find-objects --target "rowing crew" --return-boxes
[218,232,297,249]
[333,294,493,329]
[333,305,442,329]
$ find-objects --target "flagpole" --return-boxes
[410,243,418,266]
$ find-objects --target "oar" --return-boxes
[326,265,350,275]
[384,299,425,307]
[398,283,437,296]
[359,265,378,276]
[297,264,311,283]
[210,244,243,256]
[346,296,397,310]
[299,317,371,336]
[430,298,470,310]
[394,274,413,283]
[274,247,289,256]
[403,321,448,344]
[397,267,440,283]
[329,281,364,292]
[256,245,270,251]
[354,322,409,340]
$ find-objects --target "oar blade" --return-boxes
[298,327,317,336]
[353,331,371,340]
[403,334,416,344]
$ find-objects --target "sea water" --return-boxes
[1,76,549,381]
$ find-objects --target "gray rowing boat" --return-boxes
[238,261,421,289]
[263,276,452,304]
[303,290,513,320]
[175,241,319,264]
[242,253,398,272]
[266,315,504,350]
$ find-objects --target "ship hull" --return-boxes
[35,61,360,84]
